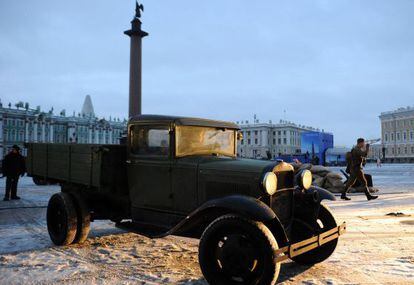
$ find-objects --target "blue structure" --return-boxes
[324,147,350,166]
[301,131,334,165]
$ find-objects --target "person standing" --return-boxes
[376,158,382,168]
[341,138,378,201]
[2,145,26,201]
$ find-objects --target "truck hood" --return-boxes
[197,157,275,174]
[194,157,276,201]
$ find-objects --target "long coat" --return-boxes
[2,152,26,177]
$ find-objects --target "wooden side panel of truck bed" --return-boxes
[26,143,127,190]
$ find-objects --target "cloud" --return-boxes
[0,0,413,145]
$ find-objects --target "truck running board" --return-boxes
[116,221,168,238]
[275,222,347,263]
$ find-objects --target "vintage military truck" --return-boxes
[27,115,346,285]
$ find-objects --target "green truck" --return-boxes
[27,114,346,285]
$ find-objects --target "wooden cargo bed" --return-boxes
[26,143,128,194]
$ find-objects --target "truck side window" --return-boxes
[130,125,170,156]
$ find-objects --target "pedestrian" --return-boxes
[2,145,26,201]
[341,138,378,201]
[376,158,382,168]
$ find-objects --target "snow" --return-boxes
[0,165,414,284]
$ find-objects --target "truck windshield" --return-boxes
[175,126,236,158]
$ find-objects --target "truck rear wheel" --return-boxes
[291,204,338,265]
[47,193,78,246]
[71,194,91,244]
[198,215,280,285]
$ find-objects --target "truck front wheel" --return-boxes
[47,193,78,246]
[291,204,338,265]
[198,215,280,285]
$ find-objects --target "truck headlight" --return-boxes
[262,172,277,195]
[298,169,312,190]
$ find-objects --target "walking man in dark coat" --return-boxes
[341,138,378,201]
[3,145,26,201]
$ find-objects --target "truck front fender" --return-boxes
[159,195,288,245]
[195,195,277,221]
[309,186,336,202]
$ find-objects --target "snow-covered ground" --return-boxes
[0,165,413,284]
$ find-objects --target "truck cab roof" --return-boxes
[129,114,240,130]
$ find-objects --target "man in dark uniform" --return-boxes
[3,145,26,201]
[341,138,378,201]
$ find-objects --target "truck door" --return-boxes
[127,124,173,224]
[171,157,200,215]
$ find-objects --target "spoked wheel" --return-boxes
[47,192,78,246]
[199,215,280,285]
[291,204,338,265]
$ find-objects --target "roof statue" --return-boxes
[81,95,95,118]
[135,1,144,19]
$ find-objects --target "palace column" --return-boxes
[33,121,38,142]
[124,2,148,118]
[95,128,100,144]
[41,122,46,142]
[25,119,29,142]
[49,122,54,143]
[88,126,93,144]
[109,129,113,144]
[0,115,3,158]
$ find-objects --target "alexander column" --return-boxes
[124,1,148,118]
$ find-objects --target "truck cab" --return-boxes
[27,114,346,285]
[127,115,280,227]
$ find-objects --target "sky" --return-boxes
[0,0,413,146]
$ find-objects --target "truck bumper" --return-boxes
[275,222,347,262]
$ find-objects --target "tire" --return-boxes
[47,192,78,246]
[198,215,280,285]
[71,194,91,244]
[291,204,338,265]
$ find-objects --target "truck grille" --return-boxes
[276,171,294,190]
[271,189,294,227]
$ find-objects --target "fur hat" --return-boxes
[12,144,21,151]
